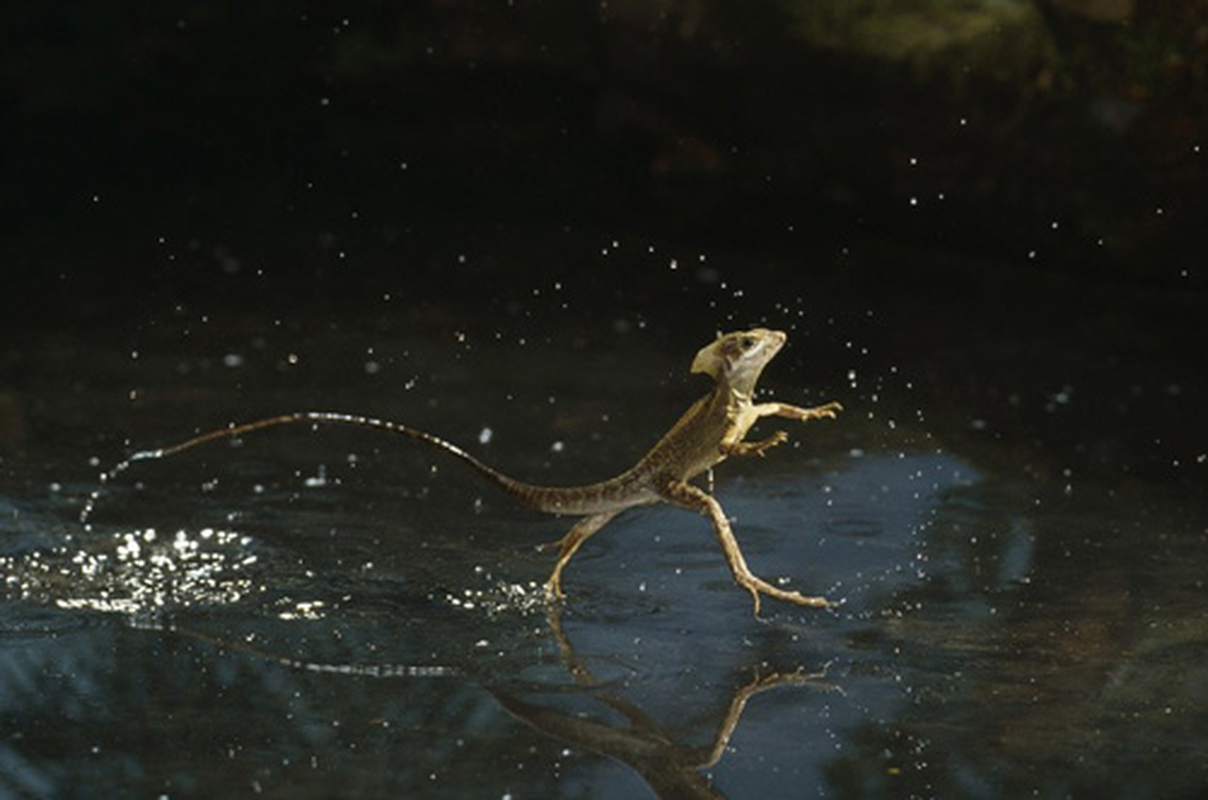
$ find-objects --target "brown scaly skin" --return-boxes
[130,329,842,614]
[539,328,842,613]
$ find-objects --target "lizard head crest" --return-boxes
[691,328,787,391]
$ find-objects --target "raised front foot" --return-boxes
[792,401,843,422]
[723,429,789,458]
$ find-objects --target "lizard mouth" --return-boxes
[765,329,788,356]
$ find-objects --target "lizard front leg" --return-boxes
[658,478,835,615]
[754,400,843,423]
[721,430,788,458]
[722,402,842,457]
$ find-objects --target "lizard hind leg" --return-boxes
[543,511,619,601]
[659,479,835,615]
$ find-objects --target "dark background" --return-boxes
[2,0,1206,482]
[6,1,1206,296]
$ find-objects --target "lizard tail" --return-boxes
[129,411,550,510]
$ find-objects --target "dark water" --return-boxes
[2,244,1205,798]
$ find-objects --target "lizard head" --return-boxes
[691,328,787,391]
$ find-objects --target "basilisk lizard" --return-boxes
[126,329,842,613]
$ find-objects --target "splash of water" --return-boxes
[1,526,258,617]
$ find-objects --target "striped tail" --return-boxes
[128,411,599,514]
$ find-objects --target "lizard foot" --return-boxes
[796,401,843,422]
[749,430,789,457]
[723,430,789,458]
[737,574,837,616]
[543,575,566,602]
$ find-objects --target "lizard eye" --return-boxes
[739,335,757,351]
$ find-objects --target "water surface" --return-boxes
[2,279,1206,798]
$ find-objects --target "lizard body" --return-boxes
[131,329,841,613]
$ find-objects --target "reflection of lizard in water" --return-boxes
[130,329,842,613]
[174,601,833,800]
[492,603,833,799]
